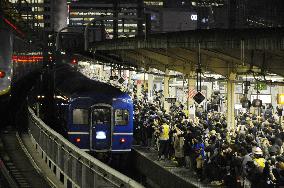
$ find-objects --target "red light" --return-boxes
[120,138,126,143]
[0,71,6,78]
[75,138,81,143]
[71,59,77,65]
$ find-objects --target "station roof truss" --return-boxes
[90,28,284,78]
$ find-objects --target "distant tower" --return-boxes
[44,0,68,32]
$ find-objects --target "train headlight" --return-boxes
[96,131,106,139]
[0,71,6,78]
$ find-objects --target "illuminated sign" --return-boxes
[12,55,43,63]
[251,94,271,104]
[191,14,198,21]
[278,94,284,104]
[166,97,177,103]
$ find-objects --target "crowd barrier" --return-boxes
[28,107,143,188]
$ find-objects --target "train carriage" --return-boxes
[30,64,133,157]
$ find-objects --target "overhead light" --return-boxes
[241,98,251,108]
[252,99,262,107]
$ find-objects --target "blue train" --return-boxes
[29,64,133,157]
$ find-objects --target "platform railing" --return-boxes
[27,107,143,188]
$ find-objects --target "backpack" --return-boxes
[254,158,266,169]
[253,158,266,173]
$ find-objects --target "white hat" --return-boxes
[253,147,263,155]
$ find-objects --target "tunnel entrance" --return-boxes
[6,71,41,131]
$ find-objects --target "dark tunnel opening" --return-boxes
[7,71,41,132]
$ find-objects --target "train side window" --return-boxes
[73,109,89,125]
[115,109,129,126]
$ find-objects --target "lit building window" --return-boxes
[144,1,163,6]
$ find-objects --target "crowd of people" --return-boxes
[133,88,284,187]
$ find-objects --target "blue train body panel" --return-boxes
[112,97,133,152]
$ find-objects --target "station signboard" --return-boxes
[256,82,267,90]
[193,92,205,104]
[251,94,271,104]
[166,97,177,104]
[118,77,125,84]
[219,82,226,94]
[235,83,243,94]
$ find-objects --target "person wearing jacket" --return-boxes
[192,136,206,181]
[158,118,170,160]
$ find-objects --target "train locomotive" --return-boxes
[0,27,13,96]
[29,63,134,158]
[0,14,43,127]
[0,15,42,97]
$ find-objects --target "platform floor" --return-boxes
[133,146,223,188]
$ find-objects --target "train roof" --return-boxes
[53,64,129,100]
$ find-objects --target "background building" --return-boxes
[145,0,198,32]
[146,8,197,32]
[8,0,284,35]
[190,0,284,29]
[68,0,144,39]
[8,0,67,31]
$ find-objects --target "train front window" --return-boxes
[115,109,129,126]
[73,109,89,125]
[92,108,111,125]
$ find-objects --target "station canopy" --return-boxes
[89,28,284,79]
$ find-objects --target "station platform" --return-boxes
[132,146,222,188]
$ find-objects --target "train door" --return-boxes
[90,104,113,151]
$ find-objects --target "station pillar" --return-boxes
[170,78,177,98]
[187,75,196,120]
[227,73,236,130]
[207,82,213,101]
[137,80,142,99]
[99,65,104,80]
[128,70,132,89]
[148,70,154,102]
[163,69,170,113]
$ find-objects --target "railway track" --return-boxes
[0,129,63,188]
